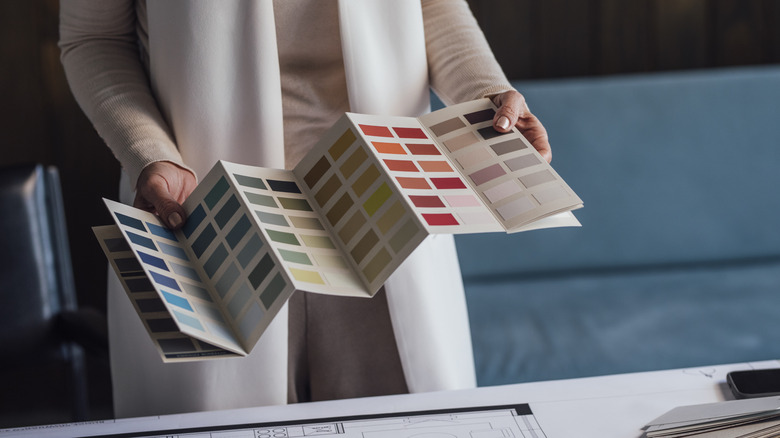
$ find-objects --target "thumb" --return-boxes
[492,91,527,133]
[134,174,187,229]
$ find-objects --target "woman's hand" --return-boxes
[133,161,197,229]
[492,90,552,163]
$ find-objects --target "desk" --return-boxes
[2,360,777,438]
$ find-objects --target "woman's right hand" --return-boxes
[133,161,197,230]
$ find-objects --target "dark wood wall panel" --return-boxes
[653,0,711,71]
[2,1,53,164]
[712,0,766,66]
[468,0,534,79]
[468,0,780,80]
[597,0,654,75]
[469,0,596,78]
[767,1,780,61]
[532,0,595,78]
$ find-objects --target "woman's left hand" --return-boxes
[492,90,552,163]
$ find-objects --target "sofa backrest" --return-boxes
[455,66,780,279]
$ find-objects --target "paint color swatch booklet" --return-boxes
[94,98,583,361]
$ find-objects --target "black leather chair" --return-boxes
[0,163,108,428]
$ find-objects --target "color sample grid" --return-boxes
[223,162,367,297]
[94,226,238,361]
[420,100,583,231]
[95,209,246,361]
[293,118,427,293]
[347,113,503,234]
[178,167,296,351]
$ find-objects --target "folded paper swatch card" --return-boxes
[94,98,583,362]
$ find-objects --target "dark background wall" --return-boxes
[470,0,780,78]
[1,0,779,420]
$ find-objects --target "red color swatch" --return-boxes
[359,124,394,137]
[396,177,431,189]
[410,195,445,208]
[407,143,441,155]
[423,213,459,226]
[393,127,428,139]
[431,177,467,190]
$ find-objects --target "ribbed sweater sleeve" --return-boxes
[59,0,189,187]
[423,0,514,105]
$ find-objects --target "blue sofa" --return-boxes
[454,66,780,387]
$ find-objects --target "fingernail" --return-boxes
[168,212,183,228]
[497,116,511,130]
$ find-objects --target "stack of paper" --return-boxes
[644,396,780,437]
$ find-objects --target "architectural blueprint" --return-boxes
[113,404,545,438]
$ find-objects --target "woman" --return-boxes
[60,0,551,418]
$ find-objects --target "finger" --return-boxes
[132,191,154,212]
[492,91,528,133]
[136,174,187,229]
[516,114,552,163]
[493,91,552,163]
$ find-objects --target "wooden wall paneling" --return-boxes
[38,0,66,166]
[712,0,766,66]
[764,0,780,62]
[467,0,534,79]
[652,0,711,71]
[530,0,596,78]
[597,0,654,75]
[0,0,54,165]
[455,1,780,78]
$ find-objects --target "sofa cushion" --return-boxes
[467,259,780,386]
